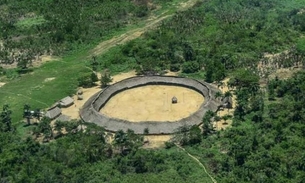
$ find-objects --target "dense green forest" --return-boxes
[1,0,305,182]
[97,0,305,79]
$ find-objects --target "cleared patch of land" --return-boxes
[61,71,137,120]
[211,78,236,130]
[268,68,302,80]
[100,85,204,122]
[144,135,172,148]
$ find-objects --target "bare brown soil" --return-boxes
[268,68,301,80]
[100,85,204,122]
[143,135,172,148]
[211,78,236,130]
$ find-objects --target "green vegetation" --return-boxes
[97,0,305,81]
[101,73,113,88]
[1,0,305,182]
[0,0,161,60]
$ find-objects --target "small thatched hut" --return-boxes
[221,96,233,109]
[56,114,71,122]
[77,95,83,100]
[59,96,74,107]
[172,96,178,104]
[77,89,83,95]
[45,107,62,119]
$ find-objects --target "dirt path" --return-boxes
[176,144,217,183]
[91,0,198,56]
[0,90,49,107]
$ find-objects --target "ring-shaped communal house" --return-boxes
[80,76,221,134]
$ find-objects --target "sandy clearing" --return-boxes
[268,68,301,80]
[0,82,5,88]
[144,135,172,148]
[104,132,172,149]
[211,78,236,130]
[164,70,180,76]
[61,71,138,120]
[110,70,137,84]
[101,85,204,122]
[60,86,101,120]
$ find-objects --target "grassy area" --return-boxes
[0,48,91,123]
[15,16,45,28]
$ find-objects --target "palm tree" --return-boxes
[214,91,223,101]
[222,115,230,125]
[214,115,221,130]
[224,91,233,98]
[33,109,42,122]
[249,82,260,96]
[23,104,31,125]
[114,130,127,153]
[217,81,224,89]
[143,128,149,135]
[0,105,12,132]
[101,73,113,88]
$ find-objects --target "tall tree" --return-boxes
[23,104,31,125]
[0,105,12,132]
[101,73,112,88]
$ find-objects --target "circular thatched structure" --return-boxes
[80,76,221,134]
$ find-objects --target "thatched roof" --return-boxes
[45,107,61,119]
[221,96,233,108]
[172,96,178,103]
[77,89,83,95]
[80,76,222,134]
[77,95,83,100]
[59,96,74,107]
[56,114,70,122]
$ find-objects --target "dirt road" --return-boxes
[91,0,198,56]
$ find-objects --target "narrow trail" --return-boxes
[0,91,49,107]
[176,144,217,183]
[91,0,198,56]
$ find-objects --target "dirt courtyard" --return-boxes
[100,85,204,122]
